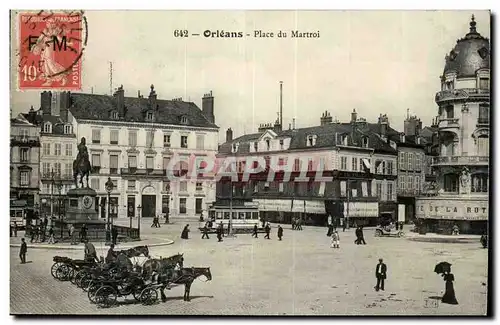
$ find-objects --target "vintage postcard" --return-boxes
[9,10,490,316]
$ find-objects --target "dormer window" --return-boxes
[341,135,348,146]
[307,135,317,147]
[146,111,154,121]
[64,125,72,134]
[43,122,52,133]
[111,111,118,119]
[362,137,369,148]
[253,142,258,152]
[180,116,188,125]
[232,143,239,153]
[265,139,270,151]
[400,134,406,143]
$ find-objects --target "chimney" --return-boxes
[59,91,71,122]
[202,91,215,124]
[351,109,357,123]
[378,114,389,137]
[114,85,125,117]
[292,118,296,130]
[400,133,406,143]
[40,91,52,115]
[288,123,291,130]
[404,115,422,137]
[27,106,37,124]
[148,84,157,110]
[320,110,333,126]
[226,128,233,142]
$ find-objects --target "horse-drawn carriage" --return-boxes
[50,246,211,308]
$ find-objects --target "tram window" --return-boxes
[232,212,237,220]
[16,211,23,218]
[238,212,245,219]
[245,212,251,219]
[224,212,230,220]
[252,212,259,219]
[10,210,15,218]
[216,212,222,219]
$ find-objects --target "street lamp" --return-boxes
[137,204,142,240]
[105,177,114,242]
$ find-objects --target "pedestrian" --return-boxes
[30,226,35,243]
[181,224,190,239]
[13,221,18,237]
[80,224,87,242]
[216,224,223,242]
[400,222,404,231]
[354,226,361,245]
[219,222,224,238]
[277,225,283,241]
[199,212,204,222]
[374,258,387,291]
[70,224,77,245]
[297,218,303,231]
[342,219,346,232]
[291,218,296,231]
[165,211,170,224]
[395,222,399,231]
[156,215,161,228]
[112,226,118,245]
[441,271,458,305]
[19,238,27,264]
[34,226,40,243]
[264,223,271,239]
[10,223,12,237]
[151,216,156,228]
[331,229,340,248]
[105,243,117,264]
[359,226,367,245]
[201,222,210,239]
[327,224,333,237]
[48,226,55,244]
[252,224,258,238]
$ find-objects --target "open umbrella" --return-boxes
[434,261,452,274]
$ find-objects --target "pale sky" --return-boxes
[10,10,490,142]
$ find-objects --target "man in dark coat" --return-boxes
[201,222,210,239]
[84,240,98,262]
[216,224,223,242]
[359,226,367,245]
[19,238,27,264]
[354,226,361,245]
[181,224,190,239]
[264,223,271,239]
[105,244,117,264]
[277,225,283,241]
[375,258,387,291]
[13,221,18,237]
[219,222,225,238]
[80,224,87,242]
[252,224,258,238]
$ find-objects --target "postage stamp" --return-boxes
[17,10,87,90]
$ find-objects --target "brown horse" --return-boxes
[117,245,150,258]
[73,157,91,188]
[141,253,184,279]
[159,267,212,302]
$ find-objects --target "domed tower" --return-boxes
[417,15,490,234]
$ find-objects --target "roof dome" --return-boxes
[443,15,490,78]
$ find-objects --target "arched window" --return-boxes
[443,173,458,192]
[477,135,489,156]
[43,123,52,133]
[471,173,488,193]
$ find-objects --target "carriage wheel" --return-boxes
[51,262,63,279]
[375,229,383,237]
[95,285,117,308]
[81,275,93,292]
[140,287,158,305]
[87,283,102,304]
[69,268,78,284]
[55,264,71,281]
[132,287,144,301]
[75,270,88,288]
[398,231,405,238]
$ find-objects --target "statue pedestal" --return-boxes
[65,187,101,223]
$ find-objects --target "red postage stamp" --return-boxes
[17,10,87,90]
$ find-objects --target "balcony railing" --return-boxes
[438,118,459,128]
[10,136,40,146]
[120,168,166,176]
[432,156,489,166]
[397,189,421,197]
[435,88,489,103]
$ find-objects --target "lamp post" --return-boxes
[137,205,142,240]
[56,181,63,237]
[50,168,55,227]
[105,177,114,242]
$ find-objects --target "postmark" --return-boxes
[17,10,88,90]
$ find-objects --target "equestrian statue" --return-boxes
[73,137,92,188]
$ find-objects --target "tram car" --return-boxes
[207,202,261,232]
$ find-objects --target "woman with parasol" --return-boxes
[434,262,458,305]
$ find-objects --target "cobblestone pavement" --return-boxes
[10,220,488,315]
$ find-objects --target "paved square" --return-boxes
[10,220,488,315]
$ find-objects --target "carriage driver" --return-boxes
[84,239,98,262]
[105,244,117,264]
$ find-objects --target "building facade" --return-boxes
[216,109,398,227]
[415,16,490,234]
[10,114,41,215]
[52,85,219,220]
[22,99,78,218]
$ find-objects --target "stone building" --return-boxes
[10,114,41,219]
[415,16,490,234]
[216,109,398,227]
[39,85,218,220]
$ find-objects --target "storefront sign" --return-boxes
[305,200,326,214]
[344,202,379,218]
[291,200,305,213]
[254,199,291,212]
[415,199,488,220]
[244,202,259,208]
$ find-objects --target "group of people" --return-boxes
[291,218,303,231]
[151,214,167,228]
